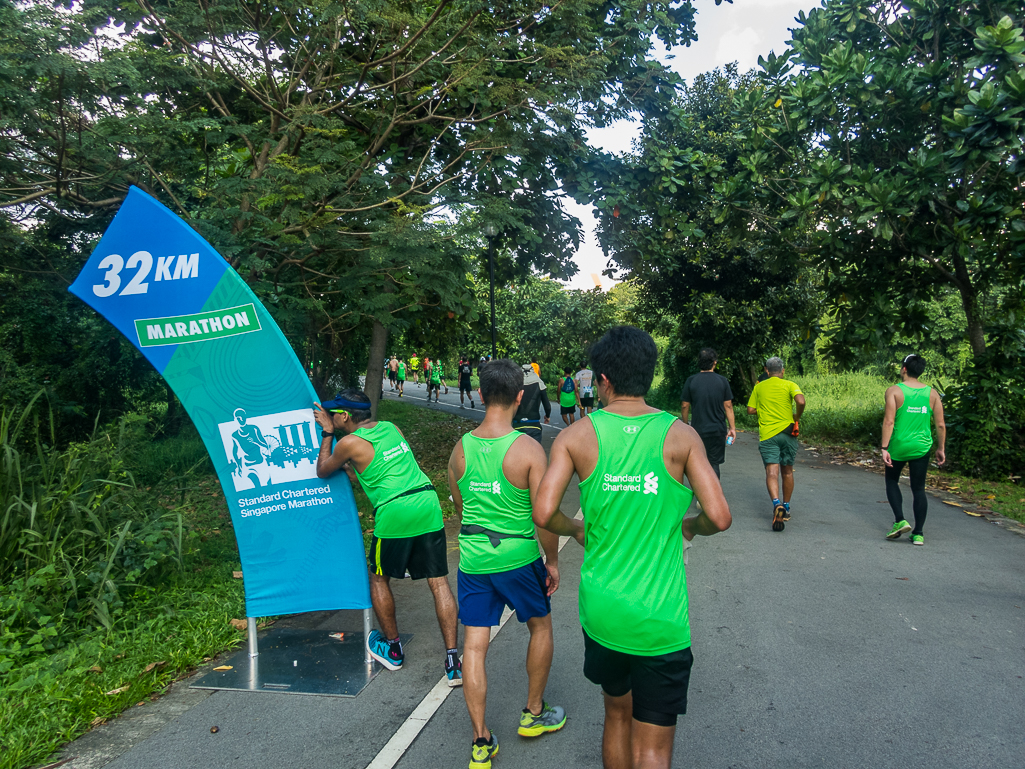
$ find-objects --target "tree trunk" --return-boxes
[957,285,987,358]
[365,318,388,418]
[951,246,986,358]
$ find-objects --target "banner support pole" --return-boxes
[247,617,259,658]
[363,608,372,665]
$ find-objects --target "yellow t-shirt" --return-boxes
[747,377,803,441]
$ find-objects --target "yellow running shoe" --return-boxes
[518,701,566,737]
[469,734,498,769]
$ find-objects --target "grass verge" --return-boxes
[1,401,477,769]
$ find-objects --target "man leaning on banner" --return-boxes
[314,389,462,686]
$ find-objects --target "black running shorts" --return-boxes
[460,379,472,393]
[367,529,448,580]
[582,629,693,727]
[388,370,397,381]
[580,396,594,407]
[699,431,727,466]
[560,405,576,415]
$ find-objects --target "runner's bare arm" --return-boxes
[447,440,465,517]
[680,401,691,422]
[724,400,736,439]
[794,393,806,420]
[316,434,358,479]
[533,431,585,544]
[931,389,946,466]
[881,386,899,467]
[669,423,731,540]
[523,437,560,594]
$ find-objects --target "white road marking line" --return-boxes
[365,513,581,769]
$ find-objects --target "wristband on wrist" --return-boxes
[881,445,889,450]
[322,431,335,439]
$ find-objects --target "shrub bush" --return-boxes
[945,328,1025,480]
[0,397,187,673]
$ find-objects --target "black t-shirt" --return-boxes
[681,371,734,435]
[459,361,472,383]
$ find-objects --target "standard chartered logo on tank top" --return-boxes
[382,442,411,461]
[905,406,927,413]
[602,472,659,495]
[469,480,502,494]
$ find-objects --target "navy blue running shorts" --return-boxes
[458,558,551,627]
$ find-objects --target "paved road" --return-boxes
[60,388,1025,769]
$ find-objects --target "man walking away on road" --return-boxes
[746,357,805,532]
[575,362,595,418]
[388,354,399,391]
[534,326,732,769]
[559,368,578,426]
[437,358,450,395]
[882,354,946,546]
[428,358,442,402]
[448,359,566,769]
[410,354,421,387]
[514,363,552,443]
[459,355,476,409]
[313,389,461,684]
[396,357,406,397]
[680,348,737,480]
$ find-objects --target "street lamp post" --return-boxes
[483,222,498,360]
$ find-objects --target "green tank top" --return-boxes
[457,432,539,574]
[398,362,406,378]
[353,421,442,538]
[889,383,933,461]
[430,365,441,384]
[578,409,694,655]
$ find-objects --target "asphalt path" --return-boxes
[60,386,1025,769]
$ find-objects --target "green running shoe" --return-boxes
[469,734,499,769]
[886,520,912,540]
[910,534,924,546]
[518,701,566,737]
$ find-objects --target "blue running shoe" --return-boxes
[445,652,463,688]
[367,629,403,671]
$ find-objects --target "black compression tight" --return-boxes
[885,454,930,535]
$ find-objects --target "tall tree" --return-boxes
[714,1,1025,359]
[569,64,819,393]
[1,0,711,415]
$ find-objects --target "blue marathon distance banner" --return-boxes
[69,186,371,617]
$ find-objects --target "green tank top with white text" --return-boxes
[353,421,442,538]
[457,432,539,574]
[397,361,406,379]
[889,383,933,462]
[578,409,694,655]
[430,365,441,384]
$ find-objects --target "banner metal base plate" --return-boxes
[190,628,413,698]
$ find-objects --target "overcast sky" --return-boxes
[561,0,822,290]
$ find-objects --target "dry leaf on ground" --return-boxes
[88,666,103,673]
[232,571,243,579]
[91,717,107,727]
[142,661,167,674]
[213,665,233,671]
[229,618,247,630]
[104,685,129,696]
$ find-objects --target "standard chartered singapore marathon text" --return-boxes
[239,486,333,517]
